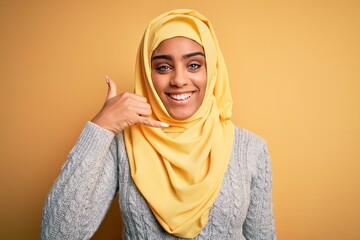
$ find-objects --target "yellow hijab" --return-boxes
[124,9,234,238]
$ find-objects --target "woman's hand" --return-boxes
[91,76,168,133]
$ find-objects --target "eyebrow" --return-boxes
[151,52,205,61]
[183,52,205,59]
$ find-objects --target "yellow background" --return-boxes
[1,1,359,239]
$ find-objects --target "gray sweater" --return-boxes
[40,122,276,239]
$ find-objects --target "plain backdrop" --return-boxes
[1,1,359,239]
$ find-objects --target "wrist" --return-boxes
[91,114,116,134]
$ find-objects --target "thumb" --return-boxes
[105,75,117,100]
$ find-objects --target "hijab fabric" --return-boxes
[124,9,235,238]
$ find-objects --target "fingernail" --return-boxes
[160,122,169,128]
[105,75,109,84]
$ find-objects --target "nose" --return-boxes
[170,69,188,87]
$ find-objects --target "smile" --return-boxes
[169,92,193,101]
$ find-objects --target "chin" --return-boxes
[169,111,195,120]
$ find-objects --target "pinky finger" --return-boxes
[141,118,169,128]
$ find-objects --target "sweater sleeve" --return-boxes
[40,122,119,240]
[243,137,276,240]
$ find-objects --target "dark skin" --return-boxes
[92,37,207,133]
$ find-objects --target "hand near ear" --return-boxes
[91,76,169,133]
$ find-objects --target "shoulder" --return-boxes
[233,126,268,152]
[233,126,270,178]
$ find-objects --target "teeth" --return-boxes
[170,92,192,100]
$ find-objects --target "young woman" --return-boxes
[41,9,276,239]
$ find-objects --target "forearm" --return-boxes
[40,122,118,240]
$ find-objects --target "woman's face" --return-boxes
[151,37,207,120]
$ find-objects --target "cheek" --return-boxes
[151,74,167,96]
[194,71,207,92]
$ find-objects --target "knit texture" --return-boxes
[40,122,276,239]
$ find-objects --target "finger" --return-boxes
[140,117,169,128]
[131,104,152,117]
[122,92,148,103]
[105,76,117,100]
[131,94,148,103]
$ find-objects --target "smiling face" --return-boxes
[151,37,207,120]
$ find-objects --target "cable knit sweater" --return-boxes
[40,122,276,239]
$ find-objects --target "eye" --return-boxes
[188,63,201,70]
[155,65,171,72]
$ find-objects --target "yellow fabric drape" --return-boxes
[124,9,234,238]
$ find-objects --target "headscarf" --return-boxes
[124,9,235,238]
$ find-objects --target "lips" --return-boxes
[168,92,193,101]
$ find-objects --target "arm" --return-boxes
[40,122,118,240]
[243,138,276,240]
[40,76,168,239]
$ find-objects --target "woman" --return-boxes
[41,9,276,239]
